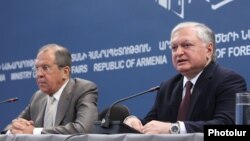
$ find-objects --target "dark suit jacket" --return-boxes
[142,62,247,133]
[4,78,98,134]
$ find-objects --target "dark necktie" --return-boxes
[177,81,193,120]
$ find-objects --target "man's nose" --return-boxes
[175,46,185,55]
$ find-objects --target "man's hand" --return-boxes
[10,118,34,134]
[142,120,171,134]
[123,116,143,133]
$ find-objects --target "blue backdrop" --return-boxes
[0,0,250,130]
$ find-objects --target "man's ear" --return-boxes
[62,66,70,79]
[206,42,213,60]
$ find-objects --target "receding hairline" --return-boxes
[38,44,65,54]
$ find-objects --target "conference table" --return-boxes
[0,133,204,141]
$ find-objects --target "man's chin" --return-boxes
[178,69,193,76]
[177,67,190,73]
[39,87,49,93]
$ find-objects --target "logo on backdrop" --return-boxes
[155,0,234,19]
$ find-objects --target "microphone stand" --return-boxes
[101,86,160,128]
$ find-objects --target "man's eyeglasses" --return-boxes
[32,65,54,74]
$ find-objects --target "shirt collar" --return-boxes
[48,79,69,101]
[183,71,203,88]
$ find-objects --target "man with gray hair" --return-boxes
[124,21,247,134]
[3,43,98,134]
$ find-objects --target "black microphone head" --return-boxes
[0,97,19,104]
[99,104,130,121]
[8,97,18,102]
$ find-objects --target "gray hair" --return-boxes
[170,21,216,62]
[38,43,72,68]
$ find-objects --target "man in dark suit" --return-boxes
[124,21,247,134]
[3,44,98,134]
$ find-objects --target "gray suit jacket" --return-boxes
[4,78,98,134]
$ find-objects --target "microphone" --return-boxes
[0,97,19,104]
[101,86,160,128]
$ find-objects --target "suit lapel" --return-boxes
[187,63,216,119]
[169,77,183,120]
[172,80,183,110]
[35,95,47,127]
[55,79,75,126]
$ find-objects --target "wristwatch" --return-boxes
[169,122,180,134]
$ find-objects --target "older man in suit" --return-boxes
[124,21,247,134]
[3,44,98,134]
